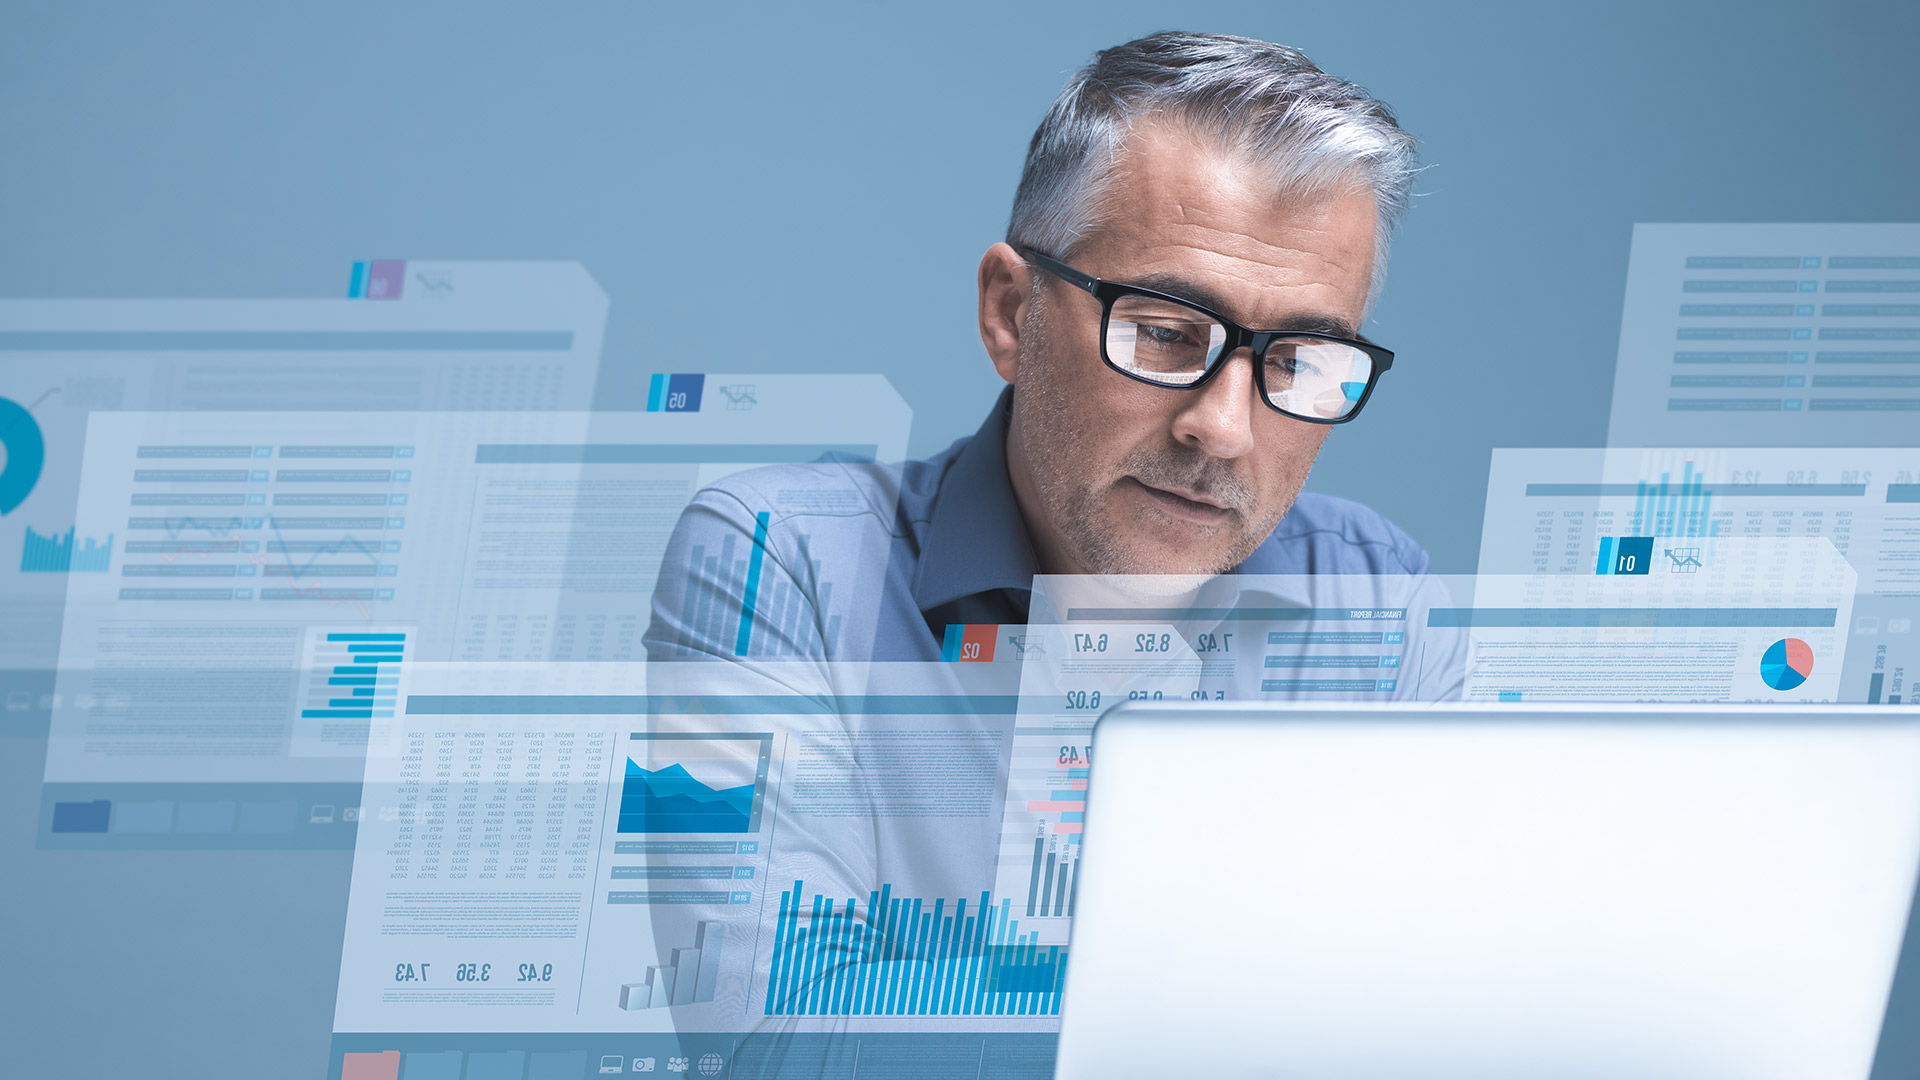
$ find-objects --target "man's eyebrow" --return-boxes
[1123,271,1360,339]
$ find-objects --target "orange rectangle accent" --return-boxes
[1052,822,1084,834]
[959,623,997,662]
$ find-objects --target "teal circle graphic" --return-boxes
[0,397,46,515]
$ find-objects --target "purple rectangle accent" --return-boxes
[365,260,407,300]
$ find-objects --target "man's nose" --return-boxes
[1168,348,1260,459]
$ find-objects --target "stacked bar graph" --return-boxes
[299,632,406,721]
[663,516,843,658]
[1024,764,1086,917]
[21,525,112,572]
[620,921,723,1010]
[764,879,1067,1018]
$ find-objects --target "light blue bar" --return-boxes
[1526,483,1865,497]
[859,890,881,1014]
[943,899,968,1014]
[765,887,792,1015]
[1809,399,1920,411]
[1823,304,1920,316]
[473,443,876,465]
[924,901,948,1014]
[800,894,823,1015]
[828,901,850,1015]
[347,261,367,298]
[905,901,926,1015]
[1685,256,1801,269]
[735,512,771,657]
[0,330,572,351]
[1818,352,1920,363]
[957,912,978,1015]
[1427,608,1836,627]
[647,373,666,411]
[1263,655,1384,669]
[406,693,1021,716]
[823,901,844,1016]
[1673,351,1791,363]
[1016,933,1032,1016]
[1677,328,1793,339]
[1671,375,1786,387]
[1829,256,1920,269]
[1682,280,1800,293]
[1596,535,1616,575]
[1261,679,1384,693]
[1061,606,1404,621]
[1678,303,1796,316]
[885,897,904,1015]
[1813,375,1920,387]
[1682,464,1696,538]
[1826,280,1920,292]
[853,889,875,1015]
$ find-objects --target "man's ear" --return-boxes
[978,242,1033,385]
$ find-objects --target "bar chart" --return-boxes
[658,516,846,659]
[764,879,1068,1017]
[20,525,111,572]
[620,920,725,1010]
[297,629,407,723]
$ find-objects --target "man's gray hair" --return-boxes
[1007,31,1418,305]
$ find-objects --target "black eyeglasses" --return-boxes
[1019,247,1394,424]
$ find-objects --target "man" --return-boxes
[635,33,1441,1069]
[646,32,1426,665]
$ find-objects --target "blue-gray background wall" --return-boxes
[4,2,1918,1077]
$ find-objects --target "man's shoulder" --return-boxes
[1249,491,1430,575]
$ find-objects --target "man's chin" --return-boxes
[1074,532,1246,582]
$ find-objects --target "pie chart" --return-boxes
[1760,637,1814,692]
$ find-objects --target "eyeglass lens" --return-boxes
[1105,294,1373,420]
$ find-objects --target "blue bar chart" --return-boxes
[662,517,844,658]
[20,525,111,572]
[764,879,1067,1018]
[298,631,407,721]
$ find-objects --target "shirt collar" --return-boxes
[913,386,1040,615]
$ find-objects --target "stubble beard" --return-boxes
[1013,297,1301,578]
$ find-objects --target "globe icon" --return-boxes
[697,1052,724,1077]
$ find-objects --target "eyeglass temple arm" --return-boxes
[1016,248,1100,294]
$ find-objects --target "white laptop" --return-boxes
[1056,703,1920,1080]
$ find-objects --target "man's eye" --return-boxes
[1141,323,1200,346]
[1268,353,1322,377]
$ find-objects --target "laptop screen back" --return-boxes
[1056,703,1920,1080]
